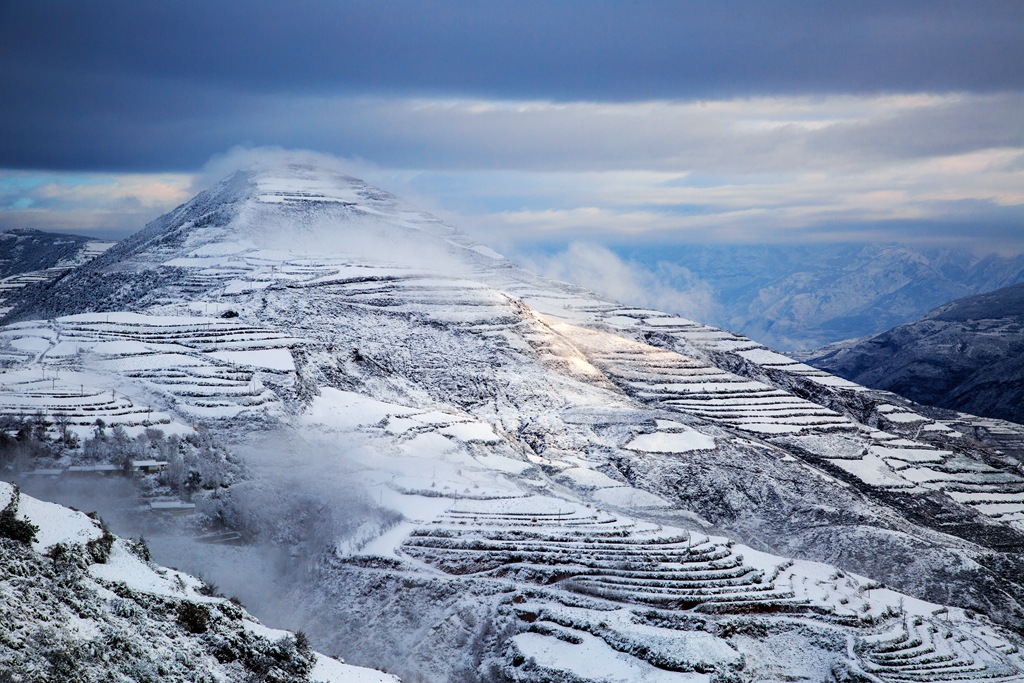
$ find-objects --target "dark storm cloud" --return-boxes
[4,0,1021,97]
[1,0,1022,171]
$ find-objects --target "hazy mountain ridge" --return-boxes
[0,228,114,318]
[622,244,1024,351]
[801,282,1024,426]
[3,158,1024,682]
[0,228,109,277]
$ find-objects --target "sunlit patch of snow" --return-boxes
[470,244,505,260]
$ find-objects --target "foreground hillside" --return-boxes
[0,481,397,682]
[3,155,1024,681]
[803,282,1024,425]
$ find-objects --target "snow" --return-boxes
[736,347,798,365]
[641,316,700,328]
[593,486,672,508]
[400,431,459,458]
[734,421,804,434]
[5,161,1024,683]
[410,410,470,425]
[16,489,104,551]
[512,628,709,683]
[439,421,501,443]
[827,453,916,488]
[976,502,1024,515]
[900,467,1014,484]
[948,490,1024,504]
[555,467,622,490]
[207,347,295,371]
[882,411,927,423]
[90,542,205,599]
[473,454,535,475]
[602,315,639,327]
[807,374,861,387]
[470,244,505,260]
[9,336,50,353]
[310,654,400,682]
[624,429,715,453]
[873,445,948,463]
[303,388,415,431]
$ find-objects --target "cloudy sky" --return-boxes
[1,0,1022,254]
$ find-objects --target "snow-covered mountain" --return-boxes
[0,481,396,682]
[4,155,1024,682]
[619,243,1024,350]
[801,282,1024,426]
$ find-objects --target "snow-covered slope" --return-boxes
[4,155,1024,682]
[801,282,1024,426]
[0,481,397,682]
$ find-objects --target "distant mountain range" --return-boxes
[619,243,1024,350]
[802,281,1024,425]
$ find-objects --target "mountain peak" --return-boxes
[82,157,467,273]
[226,157,396,210]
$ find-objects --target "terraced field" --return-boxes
[0,312,303,428]
[0,370,175,428]
[550,314,1024,533]
[398,495,1024,681]
[403,498,805,614]
[859,615,1024,682]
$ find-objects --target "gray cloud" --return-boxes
[1,1,1022,171]
[0,2,1020,252]
[4,1,1021,97]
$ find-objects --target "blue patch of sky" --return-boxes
[0,171,132,209]
[659,174,754,189]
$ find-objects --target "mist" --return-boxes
[8,425,403,664]
[521,241,721,322]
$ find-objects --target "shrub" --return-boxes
[0,487,39,545]
[177,601,211,634]
[197,577,221,597]
[128,535,151,562]
[294,630,311,655]
[86,518,115,564]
